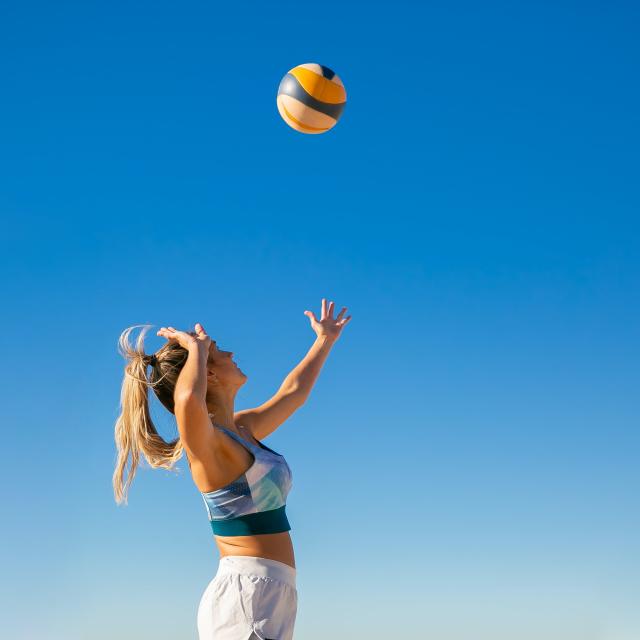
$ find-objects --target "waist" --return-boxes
[215,529,295,569]
[216,555,297,589]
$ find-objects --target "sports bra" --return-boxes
[200,414,293,536]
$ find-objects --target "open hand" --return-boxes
[304,298,352,342]
[157,323,211,351]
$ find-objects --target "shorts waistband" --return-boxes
[216,555,296,589]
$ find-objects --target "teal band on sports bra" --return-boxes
[210,504,291,536]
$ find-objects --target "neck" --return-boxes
[206,386,239,430]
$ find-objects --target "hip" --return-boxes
[198,555,298,640]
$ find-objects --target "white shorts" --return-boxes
[197,555,298,640]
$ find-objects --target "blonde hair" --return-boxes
[112,323,199,505]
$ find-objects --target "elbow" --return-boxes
[290,388,307,409]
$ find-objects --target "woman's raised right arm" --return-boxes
[156,323,211,406]
[157,324,213,459]
[174,341,209,405]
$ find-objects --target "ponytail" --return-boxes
[112,324,188,505]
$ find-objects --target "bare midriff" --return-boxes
[214,531,296,569]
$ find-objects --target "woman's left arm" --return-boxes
[282,298,353,401]
[236,299,352,440]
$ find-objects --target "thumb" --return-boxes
[304,310,318,322]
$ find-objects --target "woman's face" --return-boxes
[207,339,247,387]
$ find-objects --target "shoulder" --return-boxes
[233,409,256,437]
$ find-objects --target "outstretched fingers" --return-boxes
[304,309,318,322]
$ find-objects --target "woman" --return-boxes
[112,298,352,639]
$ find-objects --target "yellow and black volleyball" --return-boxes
[277,63,347,134]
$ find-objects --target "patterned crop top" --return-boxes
[200,415,293,536]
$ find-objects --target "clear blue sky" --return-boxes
[1,1,638,638]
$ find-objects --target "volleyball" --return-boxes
[276,63,347,134]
